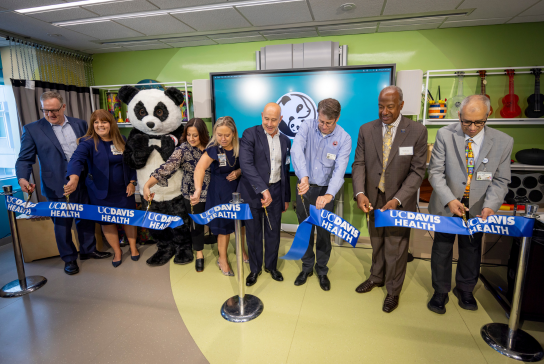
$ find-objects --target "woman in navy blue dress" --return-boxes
[192,116,248,276]
[65,109,137,268]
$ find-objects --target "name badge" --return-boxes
[218,153,227,167]
[476,172,493,181]
[286,155,290,165]
[399,147,413,156]
[110,145,122,155]
[326,153,336,161]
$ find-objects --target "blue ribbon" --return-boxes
[189,203,253,225]
[281,205,360,260]
[5,196,184,230]
[374,209,535,237]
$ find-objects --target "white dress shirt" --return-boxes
[264,126,282,185]
[465,128,485,163]
[49,115,78,161]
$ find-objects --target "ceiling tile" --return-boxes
[507,14,544,23]
[83,0,159,15]
[25,7,99,23]
[378,22,440,32]
[441,17,509,28]
[172,8,251,31]
[518,1,544,16]
[319,26,376,36]
[383,0,460,16]
[83,46,131,53]
[64,20,145,40]
[307,0,383,22]
[167,40,218,47]
[0,0,66,10]
[451,0,540,20]
[115,14,195,36]
[123,43,173,50]
[261,27,319,40]
[236,1,312,26]
[380,16,446,26]
[147,0,234,10]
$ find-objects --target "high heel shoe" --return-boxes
[195,258,204,272]
[216,260,234,276]
[112,253,122,268]
[131,249,140,262]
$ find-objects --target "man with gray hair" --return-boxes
[352,86,428,313]
[427,94,513,314]
[15,91,111,275]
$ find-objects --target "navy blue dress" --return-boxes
[205,145,241,235]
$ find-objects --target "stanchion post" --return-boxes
[481,204,544,362]
[1,185,47,298]
[221,192,264,322]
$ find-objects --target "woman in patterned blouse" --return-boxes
[143,118,211,272]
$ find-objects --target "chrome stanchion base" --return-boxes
[221,294,264,323]
[0,276,47,298]
[481,323,544,362]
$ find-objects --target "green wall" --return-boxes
[93,22,544,234]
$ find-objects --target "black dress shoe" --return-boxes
[383,294,399,313]
[318,275,331,291]
[146,246,175,267]
[64,260,79,275]
[246,271,262,286]
[195,258,204,272]
[80,250,112,260]
[294,271,313,286]
[453,287,478,311]
[355,279,384,293]
[427,292,449,314]
[174,248,194,265]
[264,268,284,281]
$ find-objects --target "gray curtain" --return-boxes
[11,79,100,202]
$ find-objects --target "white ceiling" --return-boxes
[0,0,542,54]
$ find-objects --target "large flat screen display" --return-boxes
[210,64,395,175]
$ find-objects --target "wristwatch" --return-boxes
[130,181,137,186]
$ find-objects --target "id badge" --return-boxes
[218,153,227,167]
[110,145,122,155]
[399,146,413,156]
[286,155,290,165]
[326,153,336,161]
[476,171,493,181]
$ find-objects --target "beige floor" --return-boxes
[171,234,544,364]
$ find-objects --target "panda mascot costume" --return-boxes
[119,85,193,267]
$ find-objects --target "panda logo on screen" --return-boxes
[276,92,317,139]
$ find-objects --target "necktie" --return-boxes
[378,125,394,193]
[464,138,475,199]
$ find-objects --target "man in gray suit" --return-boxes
[352,86,428,313]
[427,95,513,314]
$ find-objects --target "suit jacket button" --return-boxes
[462,182,466,185]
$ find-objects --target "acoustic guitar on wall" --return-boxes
[525,68,544,118]
[500,69,521,118]
[448,71,465,119]
[478,70,493,115]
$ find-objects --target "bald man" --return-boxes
[352,86,428,313]
[238,103,292,286]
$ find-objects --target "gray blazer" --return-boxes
[428,123,513,217]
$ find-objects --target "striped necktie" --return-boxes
[464,138,475,199]
[378,125,394,193]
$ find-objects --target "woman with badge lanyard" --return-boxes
[142,118,211,272]
[65,109,138,268]
[191,116,248,276]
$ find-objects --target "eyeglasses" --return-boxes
[318,119,336,127]
[41,106,63,115]
[460,119,487,127]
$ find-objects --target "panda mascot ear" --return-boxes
[118,86,140,104]
[164,87,185,106]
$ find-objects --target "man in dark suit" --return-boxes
[239,103,291,286]
[15,91,111,275]
[352,86,428,313]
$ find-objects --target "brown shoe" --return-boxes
[383,294,399,313]
[355,279,384,293]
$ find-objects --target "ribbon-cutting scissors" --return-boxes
[462,213,473,239]
[297,183,309,219]
[264,206,272,230]
[63,185,71,211]
[24,185,34,209]
[190,204,195,230]
[143,192,155,220]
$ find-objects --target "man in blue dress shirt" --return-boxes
[15,91,111,275]
[291,98,352,291]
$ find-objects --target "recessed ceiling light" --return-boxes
[340,3,356,11]
[15,0,122,14]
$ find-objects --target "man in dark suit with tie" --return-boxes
[238,103,291,286]
[15,91,111,275]
[352,86,428,313]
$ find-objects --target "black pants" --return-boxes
[245,182,282,274]
[431,209,483,293]
[182,198,205,252]
[295,185,335,275]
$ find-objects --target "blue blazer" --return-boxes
[15,117,88,199]
[66,136,136,200]
[238,125,291,209]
